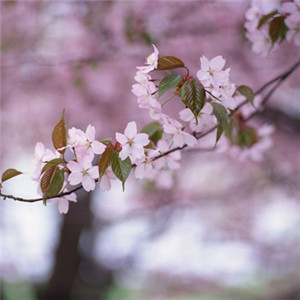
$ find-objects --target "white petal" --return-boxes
[67,161,82,173]
[82,175,96,192]
[91,141,106,155]
[124,121,137,139]
[210,56,226,71]
[68,171,83,186]
[134,133,149,146]
[200,56,210,71]
[58,199,69,214]
[183,132,198,147]
[179,108,194,122]
[86,125,96,141]
[172,134,185,147]
[66,193,77,202]
[115,133,128,145]
[34,142,45,160]
[87,166,99,179]
[119,143,131,160]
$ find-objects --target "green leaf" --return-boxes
[237,85,254,105]
[157,56,185,70]
[1,168,22,182]
[215,124,223,146]
[98,143,114,179]
[141,122,163,145]
[211,102,230,135]
[45,169,64,198]
[257,10,278,29]
[52,110,67,154]
[158,74,182,97]
[111,152,131,191]
[41,158,65,174]
[269,16,285,44]
[181,79,206,122]
[100,138,113,145]
[41,165,64,198]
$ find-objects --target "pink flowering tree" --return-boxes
[1,22,300,212]
[1,1,300,298]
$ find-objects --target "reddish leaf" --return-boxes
[1,168,22,182]
[52,110,67,154]
[157,56,185,70]
[98,143,114,179]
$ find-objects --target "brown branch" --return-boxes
[1,58,299,203]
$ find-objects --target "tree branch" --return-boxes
[1,58,300,203]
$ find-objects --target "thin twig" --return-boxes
[1,58,299,203]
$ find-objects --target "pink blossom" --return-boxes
[285,16,300,46]
[115,121,149,162]
[99,167,116,191]
[68,125,106,161]
[134,149,159,179]
[197,55,230,88]
[137,44,159,73]
[67,156,98,192]
[154,140,181,171]
[163,117,197,148]
[179,105,215,132]
[32,142,60,181]
[282,0,300,19]
[48,192,77,214]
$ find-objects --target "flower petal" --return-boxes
[124,121,137,139]
[82,175,96,192]
[58,198,69,214]
[68,171,83,186]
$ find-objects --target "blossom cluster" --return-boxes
[2,44,275,215]
[245,0,300,56]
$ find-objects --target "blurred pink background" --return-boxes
[1,1,300,300]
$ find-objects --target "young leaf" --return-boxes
[181,79,205,121]
[257,10,278,29]
[44,169,64,198]
[52,110,67,154]
[41,165,64,198]
[1,168,22,183]
[141,122,163,145]
[157,56,185,70]
[269,16,285,44]
[41,158,65,174]
[211,102,229,135]
[98,143,114,179]
[41,165,56,194]
[158,74,182,97]
[215,124,223,146]
[237,85,254,105]
[111,152,131,191]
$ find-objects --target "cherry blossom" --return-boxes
[48,192,77,214]
[115,121,149,162]
[285,16,300,46]
[68,125,106,160]
[196,55,230,88]
[32,142,60,181]
[67,156,99,192]
[135,149,159,179]
[179,104,215,133]
[99,167,116,191]
[154,140,181,171]
[137,44,159,73]
[282,0,300,19]
[163,117,197,148]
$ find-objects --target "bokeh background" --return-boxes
[1,1,300,300]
